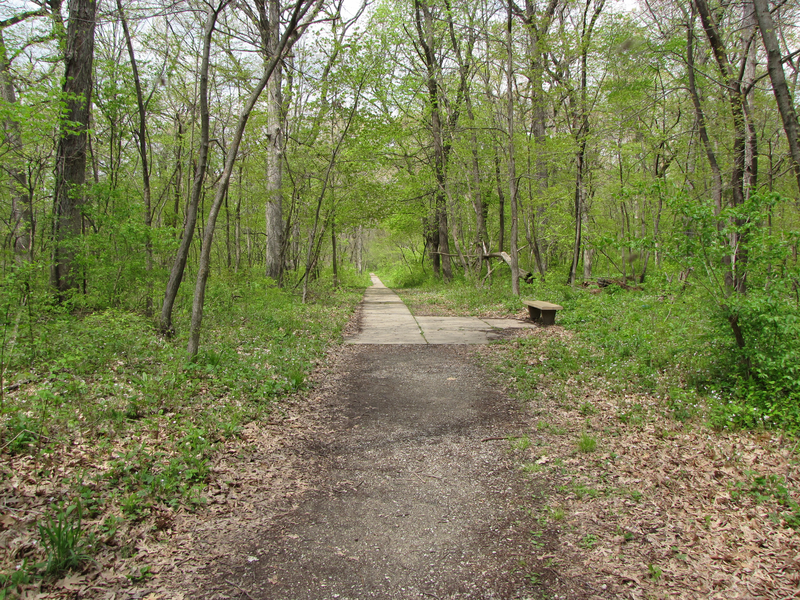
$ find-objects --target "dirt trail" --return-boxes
[208,345,549,599]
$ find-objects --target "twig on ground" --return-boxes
[225,579,256,600]
[412,471,442,481]
[0,429,42,452]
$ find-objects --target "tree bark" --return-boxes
[414,0,452,281]
[567,0,604,286]
[445,1,486,275]
[264,0,284,283]
[694,0,747,294]
[494,149,506,253]
[520,0,559,278]
[50,0,97,298]
[686,8,723,215]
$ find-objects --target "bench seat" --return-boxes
[522,300,563,326]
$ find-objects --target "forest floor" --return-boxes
[5,283,800,599]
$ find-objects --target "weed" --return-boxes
[672,546,688,561]
[121,492,150,520]
[730,472,800,529]
[577,433,597,453]
[38,501,92,576]
[579,401,596,416]
[618,403,646,427]
[510,435,532,451]
[622,530,634,541]
[573,483,599,500]
[525,571,541,585]
[648,563,663,581]
[536,421,566,435]
[126,565,152,583]
[0,560,34,599]
[668,388,699,422]
[579,533,598,549]
[218,418,242,440]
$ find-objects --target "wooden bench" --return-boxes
[522,300,563,326]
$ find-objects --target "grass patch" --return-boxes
[577,433,597,453]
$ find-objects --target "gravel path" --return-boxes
[217,345,544,599]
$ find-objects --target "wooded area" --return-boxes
[1,0,800,593]
[0,1,796,310]
[1,0,798,349]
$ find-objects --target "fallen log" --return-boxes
[595,277,642,291]
[483,252,534,283]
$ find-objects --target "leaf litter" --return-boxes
[476,325,800,599]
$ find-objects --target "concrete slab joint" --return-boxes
[345,274,536,345]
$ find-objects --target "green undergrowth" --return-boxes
[390,272,800,433]
[0,271,365,588]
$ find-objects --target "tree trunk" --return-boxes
[235,165,242,272]
[415,0,452,281]
[567,141,585,286]
[445,2,486,275]
[189,0,321,357]
[264,0,284,284]
[694,0,747,294]
[50,0,97,297]
[521,0,558,278]
[356,224,363,273]
[753,0,800,195]
[331,212,338,288]
[742,1,758,201]
[686,9,723,216]
[301,85,361,303]
[567,0,604,285]
[494,150,505,253]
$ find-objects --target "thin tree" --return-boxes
[188,0,323,357]
[159,1,229,336]
[506,0,520,296]
[565,0,604,286]
[414,0,453,281]
[0,8,48,263]
[117,0,155,314]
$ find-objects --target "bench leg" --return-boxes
[540,310,556,326]
[527,305,541,321]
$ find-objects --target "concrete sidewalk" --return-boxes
[345,274,535,345]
